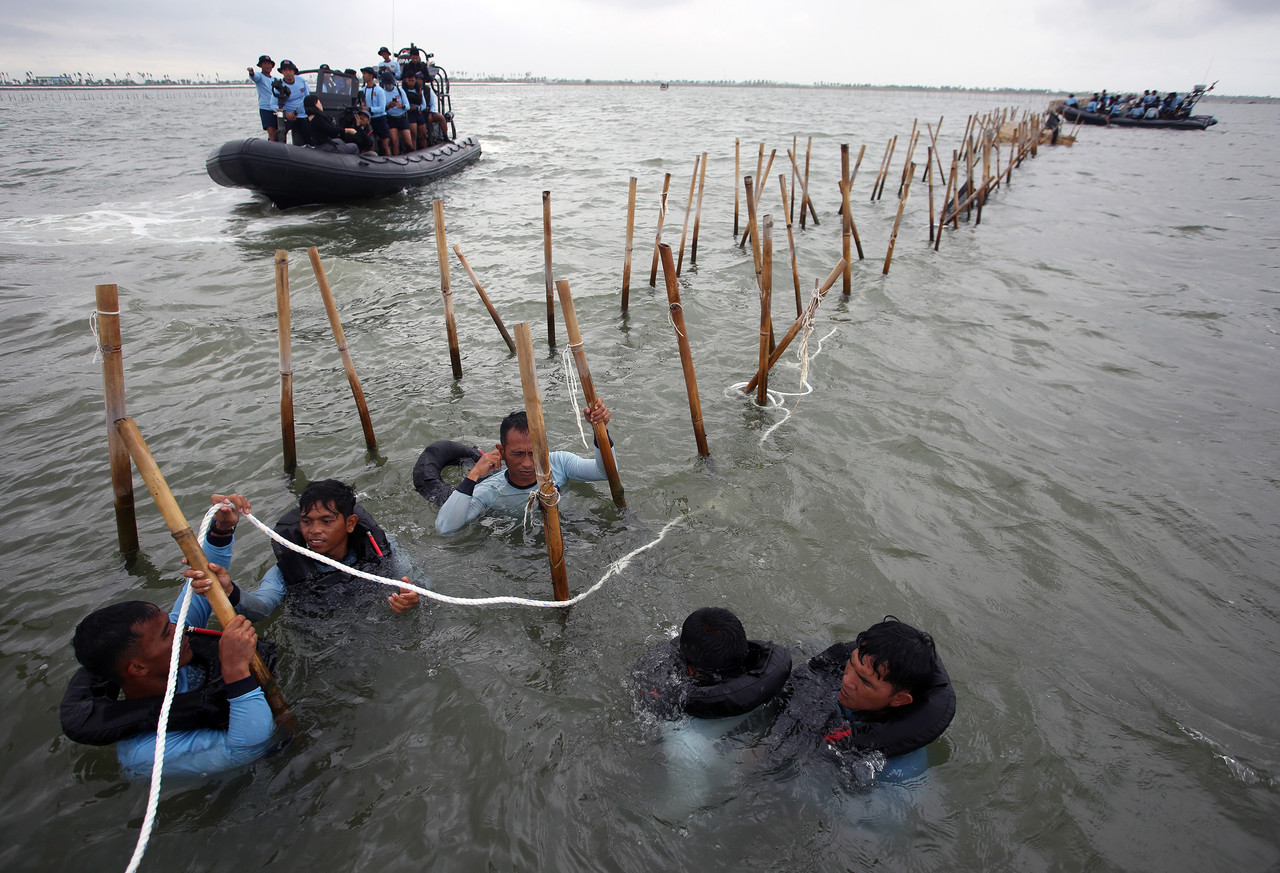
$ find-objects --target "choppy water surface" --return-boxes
[0,85,1277,872]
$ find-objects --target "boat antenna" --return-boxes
[1201,57,1213,86]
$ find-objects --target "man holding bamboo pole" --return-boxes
[66,582,279,780]
[435,402,614,535]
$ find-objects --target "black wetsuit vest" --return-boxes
[270,505,394,611]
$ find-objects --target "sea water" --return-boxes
[0,85,1277,872]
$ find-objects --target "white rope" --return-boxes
[90,308,120,365]
[561,346,589,449]
[728,326,839,443]
[124,506,217,873]
[237,508,682,608]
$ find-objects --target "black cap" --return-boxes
[353,108,370,117]
[278,59,297,72]
[378,46,390,54]
[257,55,273,65]
[360,66,376,75]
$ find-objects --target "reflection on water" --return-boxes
[0,86,1278,872]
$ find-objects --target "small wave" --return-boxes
[0,189,236,246]
[1177,722,1275,787]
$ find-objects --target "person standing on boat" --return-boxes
[435,404,613,535]
[277,60,311,147]
[403,70,427,150]
[247,55,280,143]
[419,70,450,145]
[359,67,392,156]
[376,46,399,79]
[381,69,413,155]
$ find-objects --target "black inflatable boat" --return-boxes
[206,136,482,208]
[1062,105,1217,130]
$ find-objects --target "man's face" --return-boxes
[299,500,357,559]
[282,68,295,82]
[498,428,537,487]
[130,609,191,679]
[362,71,375,85]
[838,647,912,712]
[260,62,275,74]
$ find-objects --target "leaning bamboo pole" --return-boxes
[432,201,464,379]
[882,162,916,275]
[308,247,377,449]
[756,215,774,406]
[676,154,699,274]
[454,245,516,354]
[896,119,919,198]
[743,258,847,394]
[927,148,936,244]
[621,176,637,311]
[778,174,802,317]
[935,157,958,252]
[554,280,625,508]
[786,148,820,233]
[744,176,763,297]
[690,152,708,265]
[871,138,892,202]
[513,323,570,602]
[542,191,556,346]
[273,253,296,472]
[739,148,776,249]
[648,172,672,287]
[96,283,139,554]
[875,135,898,201]
[658,244,709,456]
[114,416,295,728]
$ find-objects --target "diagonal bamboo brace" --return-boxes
[113,417,296,731]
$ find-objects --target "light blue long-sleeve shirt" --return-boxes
[250,70,278,111]
[362,84,387,118]
[435,444,609,535]
[114,584,276,780]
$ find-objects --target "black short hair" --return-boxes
[303,94,320,114]
[299,479,357,517]
[855,616,937,695]
[680,607,748,676]
[500,411,529,446]
[72,601,162,681]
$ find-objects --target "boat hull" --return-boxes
[1062,106,1217,130]
[206,136,482,208]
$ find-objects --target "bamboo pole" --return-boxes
[871,138,891,202]
[786,148,820,233]
[432,201,465,379]
[273,253,296,472]
[554,280,625,508]
[927,147,935,244]
[897,119,919,198]
[882,161,916,275]
[789,135,798,224]
[658,244,709,456]
[935,156,958,252]
[513,323,570,601]
[802,136,818,226]
[308,247,377,449]
[542,190,556,346]
[778,174,802,317]
[454,245,516,354]
[96,283,139,554]
[676,155,699,274]
[113,417,294,728]
[875,135,898,201]
[926,119,946,181]
[841,145,852,294]
[690,152,708,265]
[756,215,774,406]
[733,138,740,237]
[648,172,672,287]
[739,149,775,248]
[621,176,637,311]
[744,176,763,297]
[743,258,847,394]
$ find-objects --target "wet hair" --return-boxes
[854,616,937,695]
[299,479,357,518]
[500,411,529,446]
[303,94,320,114]
[680,607,748,676]
[72,601,162,681]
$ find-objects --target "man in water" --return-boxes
[247,55,279,142]
[771,616,955,765]
[67,580,276,779]
[193,480,418,619]
[435,401,612,535]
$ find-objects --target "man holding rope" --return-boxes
[196,480,418,619]
[66,576,277,779]
[435,402,612,535]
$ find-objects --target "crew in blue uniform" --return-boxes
[359,67,391,156]
[248,55,279,142]
[277,60,310,146]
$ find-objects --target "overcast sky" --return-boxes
[2,0,1276,95]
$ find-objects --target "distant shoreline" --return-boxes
[0,82,1271,101]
